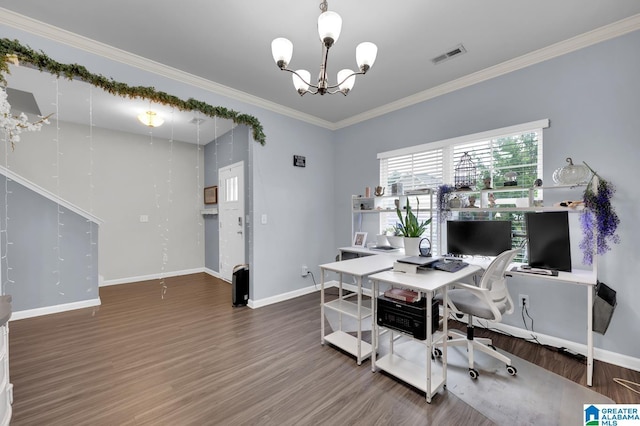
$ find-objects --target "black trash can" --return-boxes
[593,281,616,334]
[232,264,249,307]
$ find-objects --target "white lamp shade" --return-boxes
[271,38,293,67]
[318,11,342,44]
[137,111,164,127]
[356,42,378,70]
[337,69,356,92]
[292,69,311,92]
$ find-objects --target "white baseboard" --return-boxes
[11,298,102,321]
[100,268,205,287]
[248,284,321,309]
[466,318,640,373]
[203,268,227,282]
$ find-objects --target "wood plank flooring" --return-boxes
[7,273,640,425]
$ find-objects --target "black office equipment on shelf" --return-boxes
[377,295,438,340]
[232,264,249,307]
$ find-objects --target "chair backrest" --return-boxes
[478,248,521,316]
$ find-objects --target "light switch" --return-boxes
[140,215,149,223]
[261,214,267,224]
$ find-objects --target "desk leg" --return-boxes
[371,280,378,373]
[426,290,433,403]
[320,268,325,346]
[338,272,343,332]
[356,275,362,365]
[587,285,594,386]
[442,286,448,387]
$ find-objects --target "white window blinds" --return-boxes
[378,119,548,256]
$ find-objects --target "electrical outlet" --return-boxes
[301,265,309,277]
[519,294,530,309]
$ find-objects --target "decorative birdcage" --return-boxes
[454,152,476,190]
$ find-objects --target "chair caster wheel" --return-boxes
[433,348,443,358]
[506,365,517,376]
[469,368,479,379]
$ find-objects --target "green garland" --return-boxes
[0,38,266,145]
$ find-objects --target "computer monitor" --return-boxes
[446,220,512,257]
[525,211,572,272]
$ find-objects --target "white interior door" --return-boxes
[219,161,245,282]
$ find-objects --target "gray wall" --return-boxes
[203,126,250,274]
[333,30,640,359]
[0,176,99,312]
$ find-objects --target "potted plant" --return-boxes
[396,198,432,255]
[385,226,404,248]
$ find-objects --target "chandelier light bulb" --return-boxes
[356,42,378,72]
[271,37,293,69]
[317,11,342,46]
[292,69,311,93]
[337,69,356,93]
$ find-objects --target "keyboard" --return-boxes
[432,260,469,273]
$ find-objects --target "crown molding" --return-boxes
[334,13,640,130]
[2,8,639,131]
[0,8,334,130]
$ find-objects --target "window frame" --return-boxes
[378,119,549,257]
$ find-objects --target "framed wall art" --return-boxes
[204,186,218,204]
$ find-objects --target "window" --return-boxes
[225,176,238,202]
[378,119,548,256]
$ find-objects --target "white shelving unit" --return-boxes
[200,207,218,215]
[319,255,397,365]
[444,184,586,212]
[351,191,434,248]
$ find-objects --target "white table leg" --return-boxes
[587,285,594,386]
[321,268,325,345]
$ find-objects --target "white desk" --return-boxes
[508,267,597,386]
[338,245,406,259]
[319,255,397,365]
[369,265,483,403]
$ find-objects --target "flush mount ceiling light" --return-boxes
[137,110,164,127]
[271,0,377,96]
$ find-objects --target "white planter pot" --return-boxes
[404,237,421,256]
[387,235,404,248]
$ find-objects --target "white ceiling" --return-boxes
[2,1,640,129]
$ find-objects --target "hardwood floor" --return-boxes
[7,273,640,425]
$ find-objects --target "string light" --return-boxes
[52,77,65,296]
[86,85,96,297]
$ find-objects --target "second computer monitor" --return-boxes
[446,220,512,257]
[525,211,572,272]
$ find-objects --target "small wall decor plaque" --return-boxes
[293,155,306,167]
[204,186,218,204]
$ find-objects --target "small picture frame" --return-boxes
[204,186,218,204]
[352,232,367,248]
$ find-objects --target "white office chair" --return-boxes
[436,248,520,379]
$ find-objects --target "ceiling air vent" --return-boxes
[431,44,467,65]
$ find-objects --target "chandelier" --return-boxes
[271,0,378,96]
